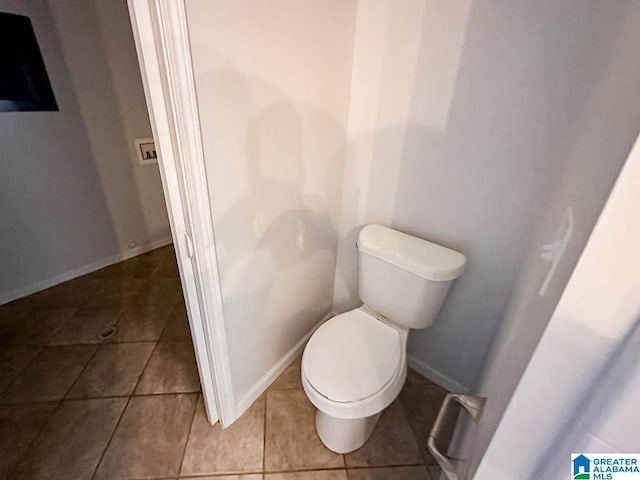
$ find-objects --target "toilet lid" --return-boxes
[302,308,402,403]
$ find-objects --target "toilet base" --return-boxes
[315,409,381,453]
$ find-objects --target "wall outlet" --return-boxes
[135,138,158,165]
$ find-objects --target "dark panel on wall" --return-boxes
[0,12,58,112]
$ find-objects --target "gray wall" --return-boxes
[1,0,116,299]
[334,0,640,391]
[0,0,170,302]
[48,0,170,251]
[468,1,640,475]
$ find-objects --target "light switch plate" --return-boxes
[135,138,158,165]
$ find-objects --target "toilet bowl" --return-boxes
[302,306,408,453]
[301,224,466,453]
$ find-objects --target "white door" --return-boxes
[126,0,236,426]
[432,134,640,479]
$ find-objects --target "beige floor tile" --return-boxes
[398,384,450,465]
[87,278,148,308]
[135,341,200,394]
[270,354,302,390]
[0,308,76,346]
[139,244,174,261]
[153,254,180,277]
[428,465,442,480]
[345,401,422,468]
[266,471,347,479]
[161,304,192,342]
[347,466,431,480]
[32,278,103,309]
[112,304,172,342]
[0,246,451,480]
[67,342,155,398]
[182,475,262,480]
[181,395,264,475]
[146,276,183,295]
[89,255,159,280]
[0,302,35,321]
[51,307,122,345]
[94,394,197,480]
[1,345,96,402]
[265,389,343,472]
[405,368,438,387]
[0,402,57,478]
[12,398,127,480]
[0,346,42,393]
[137,278,183,310]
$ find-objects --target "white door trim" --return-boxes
[127,0,236,426]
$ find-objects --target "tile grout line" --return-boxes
[25,468,435,480]
[23,338,193,348]
[0,345,45,399]
[264,463,436,476]
[0,247,172,309]
[1,332,98,404]
[342,425,348,472]
[263,391,268,475]
[89,339,161,480]
[156,300,182,342]
[176,392,199,477]
[109,307,128,342]
[0,389,204,406]
[62,341,104,400]
[346,463,429,470]
[88,389,132,480]
[400,386,447,469]
[0,307,80,398]
[46,306,81,345]
[1,248,440,480]
[5,397,65,477]
[175,463,432,477]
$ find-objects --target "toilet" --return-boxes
[301,224,466,453]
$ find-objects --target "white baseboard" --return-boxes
[234,314,468,416]
[235,311,336,417]
[407,353,469,393]
[0,236,173,306]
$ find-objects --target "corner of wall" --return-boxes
[407,352,469,393]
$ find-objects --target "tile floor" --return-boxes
[0,245,449,480]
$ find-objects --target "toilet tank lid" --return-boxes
[357,224,466,281]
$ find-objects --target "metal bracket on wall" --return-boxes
[539,207,574,297]
[428,393,486,480]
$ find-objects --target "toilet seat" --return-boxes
[302,307,405,419]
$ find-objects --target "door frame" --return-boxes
[127,0,236,426]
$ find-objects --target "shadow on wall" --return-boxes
[332,124,448,309]
[333,0,640,393]
[191,0,639,400]
[194,65,346,398]
[330,0,476,391]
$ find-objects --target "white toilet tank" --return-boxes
[357,224,466,329]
